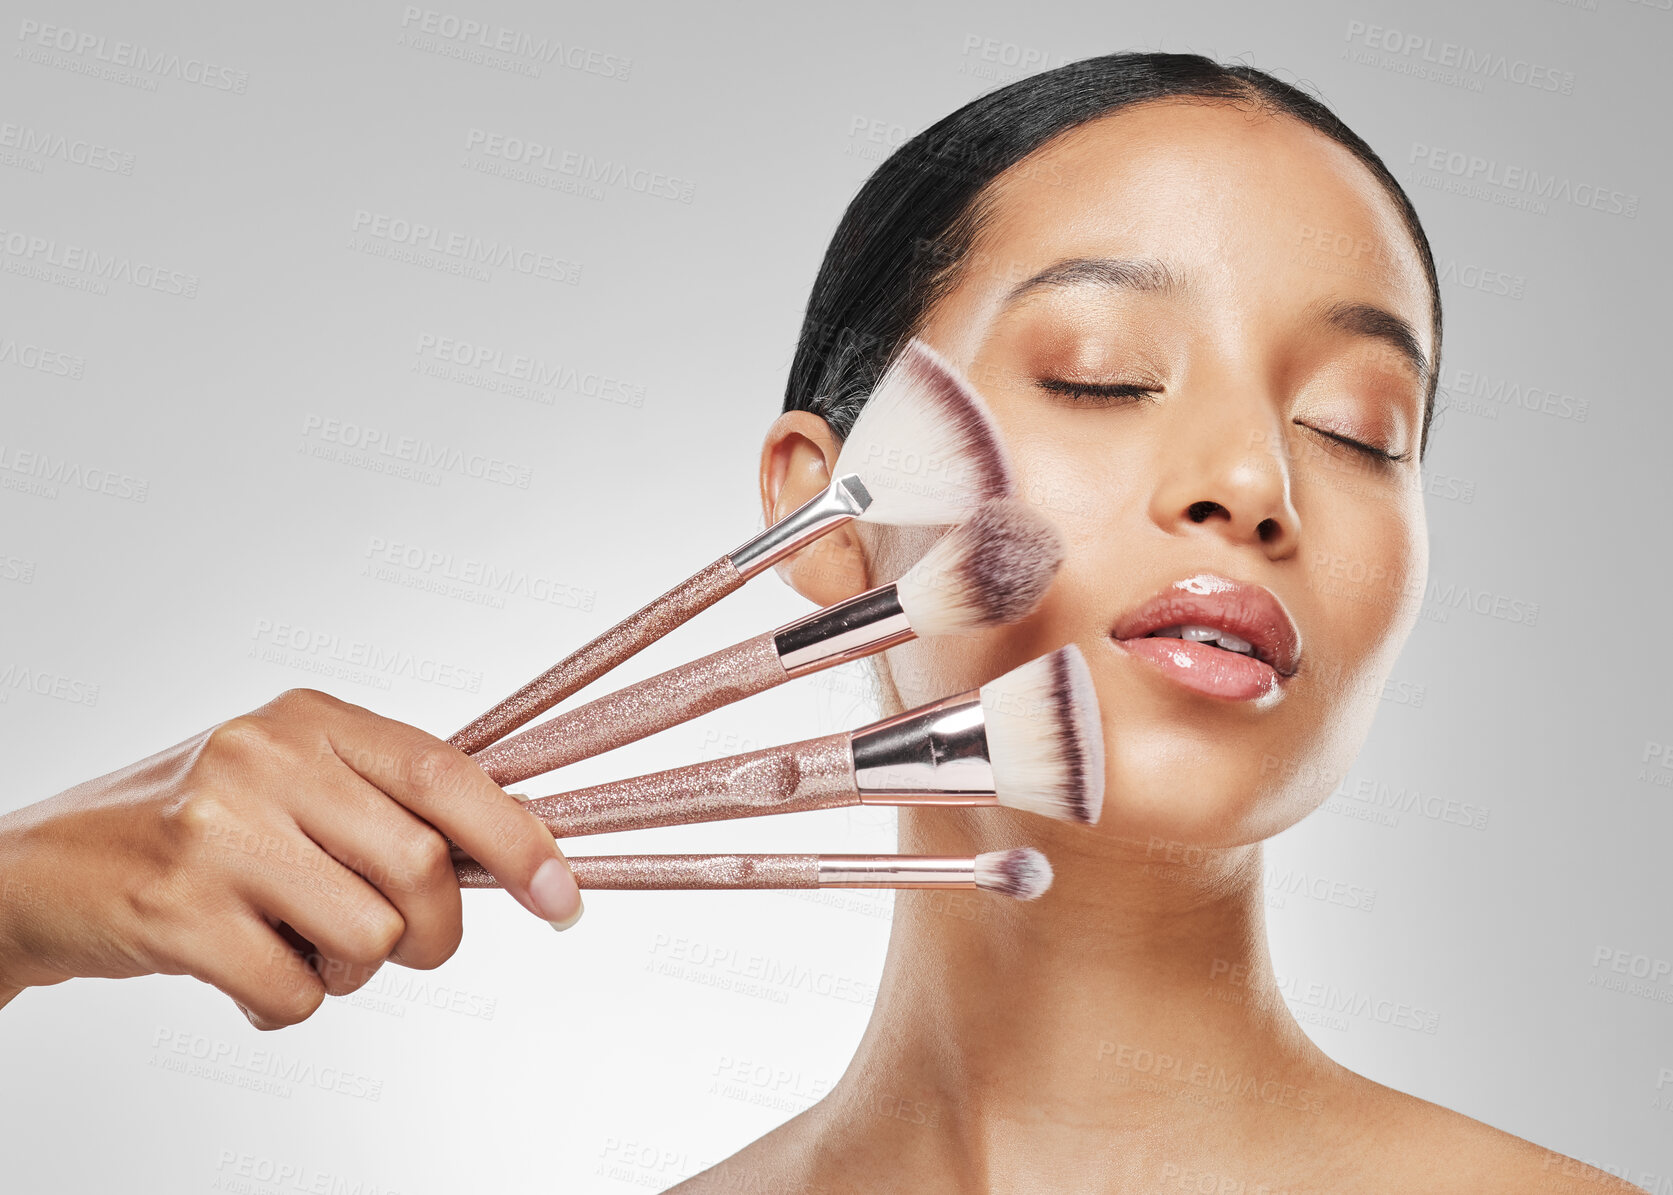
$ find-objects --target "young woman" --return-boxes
[670,53,1634,1194]
[0,49,1633,1193]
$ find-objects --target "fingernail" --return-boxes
[529,856,583,929]
[549,892,584,932]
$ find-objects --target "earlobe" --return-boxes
[758,411,873,606]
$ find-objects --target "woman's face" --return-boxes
[873,99,1434,848]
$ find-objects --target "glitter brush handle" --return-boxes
[516,733,860,838]
[472,632,787,786]
[447,475,868,756]
[454,853,982,890]
[447,557,744,755]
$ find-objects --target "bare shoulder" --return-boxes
[661,1105,862,1195]
[1334,1072,1643,1194]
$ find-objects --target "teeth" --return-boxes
[1145,624,1256,656]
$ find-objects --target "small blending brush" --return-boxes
[450,645,1103,857]
[448,338,1015,754]
[455,847,1053,899]
[470,500,1065,786]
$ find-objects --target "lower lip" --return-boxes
[1111,636,1282,701]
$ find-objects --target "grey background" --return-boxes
[1,0,1669,1190]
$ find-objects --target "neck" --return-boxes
[823,807,1339,1182]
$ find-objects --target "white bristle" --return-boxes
[893,501,1064,637]
[974,847,1053,900]
[979,645,1106,825]
[833,338,1014,525]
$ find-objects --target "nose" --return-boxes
[1147,397,1301,560]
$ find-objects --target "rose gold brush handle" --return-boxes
[448,557,745,755]
[457,853,821,889]
[515,732,860,838]
[454,853,989,890]
[448,475,870,756]
[471,632,787,786]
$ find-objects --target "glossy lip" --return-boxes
[1109,573,1302,682]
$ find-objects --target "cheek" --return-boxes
[1301,478,1428,696]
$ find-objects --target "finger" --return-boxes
[232,817,407,998]
[316,696,583,928]
[290,764,464,971]
[184,911,327,1031]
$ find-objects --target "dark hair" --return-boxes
[784,51,1443,460]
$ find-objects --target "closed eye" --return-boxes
[1036,378,1159,407]
[1296,421,1410,464]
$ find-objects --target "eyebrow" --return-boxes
[1002,256,1429,387]
[1308,298,1431,389]
[1001,256,1179,307]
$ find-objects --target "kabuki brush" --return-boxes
[450,645,1104,853]
[448,338,1015,754]
[470,500,1065,787]
[456,847,1053,900]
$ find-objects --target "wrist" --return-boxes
[0,818,34,1004]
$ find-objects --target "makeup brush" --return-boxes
[454,645,1103,849]
[448,338,1015,755]
[470,500,1065,786]
[455,847,1053,899]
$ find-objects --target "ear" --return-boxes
[758,411,873,605]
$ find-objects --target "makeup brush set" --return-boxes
[448,340,1105,904]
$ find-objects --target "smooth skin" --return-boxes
[672,99,1635,1194]
[0,688,583,1029]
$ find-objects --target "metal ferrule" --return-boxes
[849,692,998,802]
[726,473,872,578]
[816,855,977,888]
[773,585,913,676]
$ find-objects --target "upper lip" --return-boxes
[1110,573,1302,677]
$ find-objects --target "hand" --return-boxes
[0,688,582,1028]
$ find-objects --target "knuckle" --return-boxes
[271,687,334,715]
[258,976,325,1029]
[199,715,277,769]
[349,904,406,962]
[316,955,382,996]
[396,917,463,972]
[407,740,475,801]
[391,828,451,893]
[163,788,237,849]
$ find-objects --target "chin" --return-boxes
[1082,660,1349,851]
